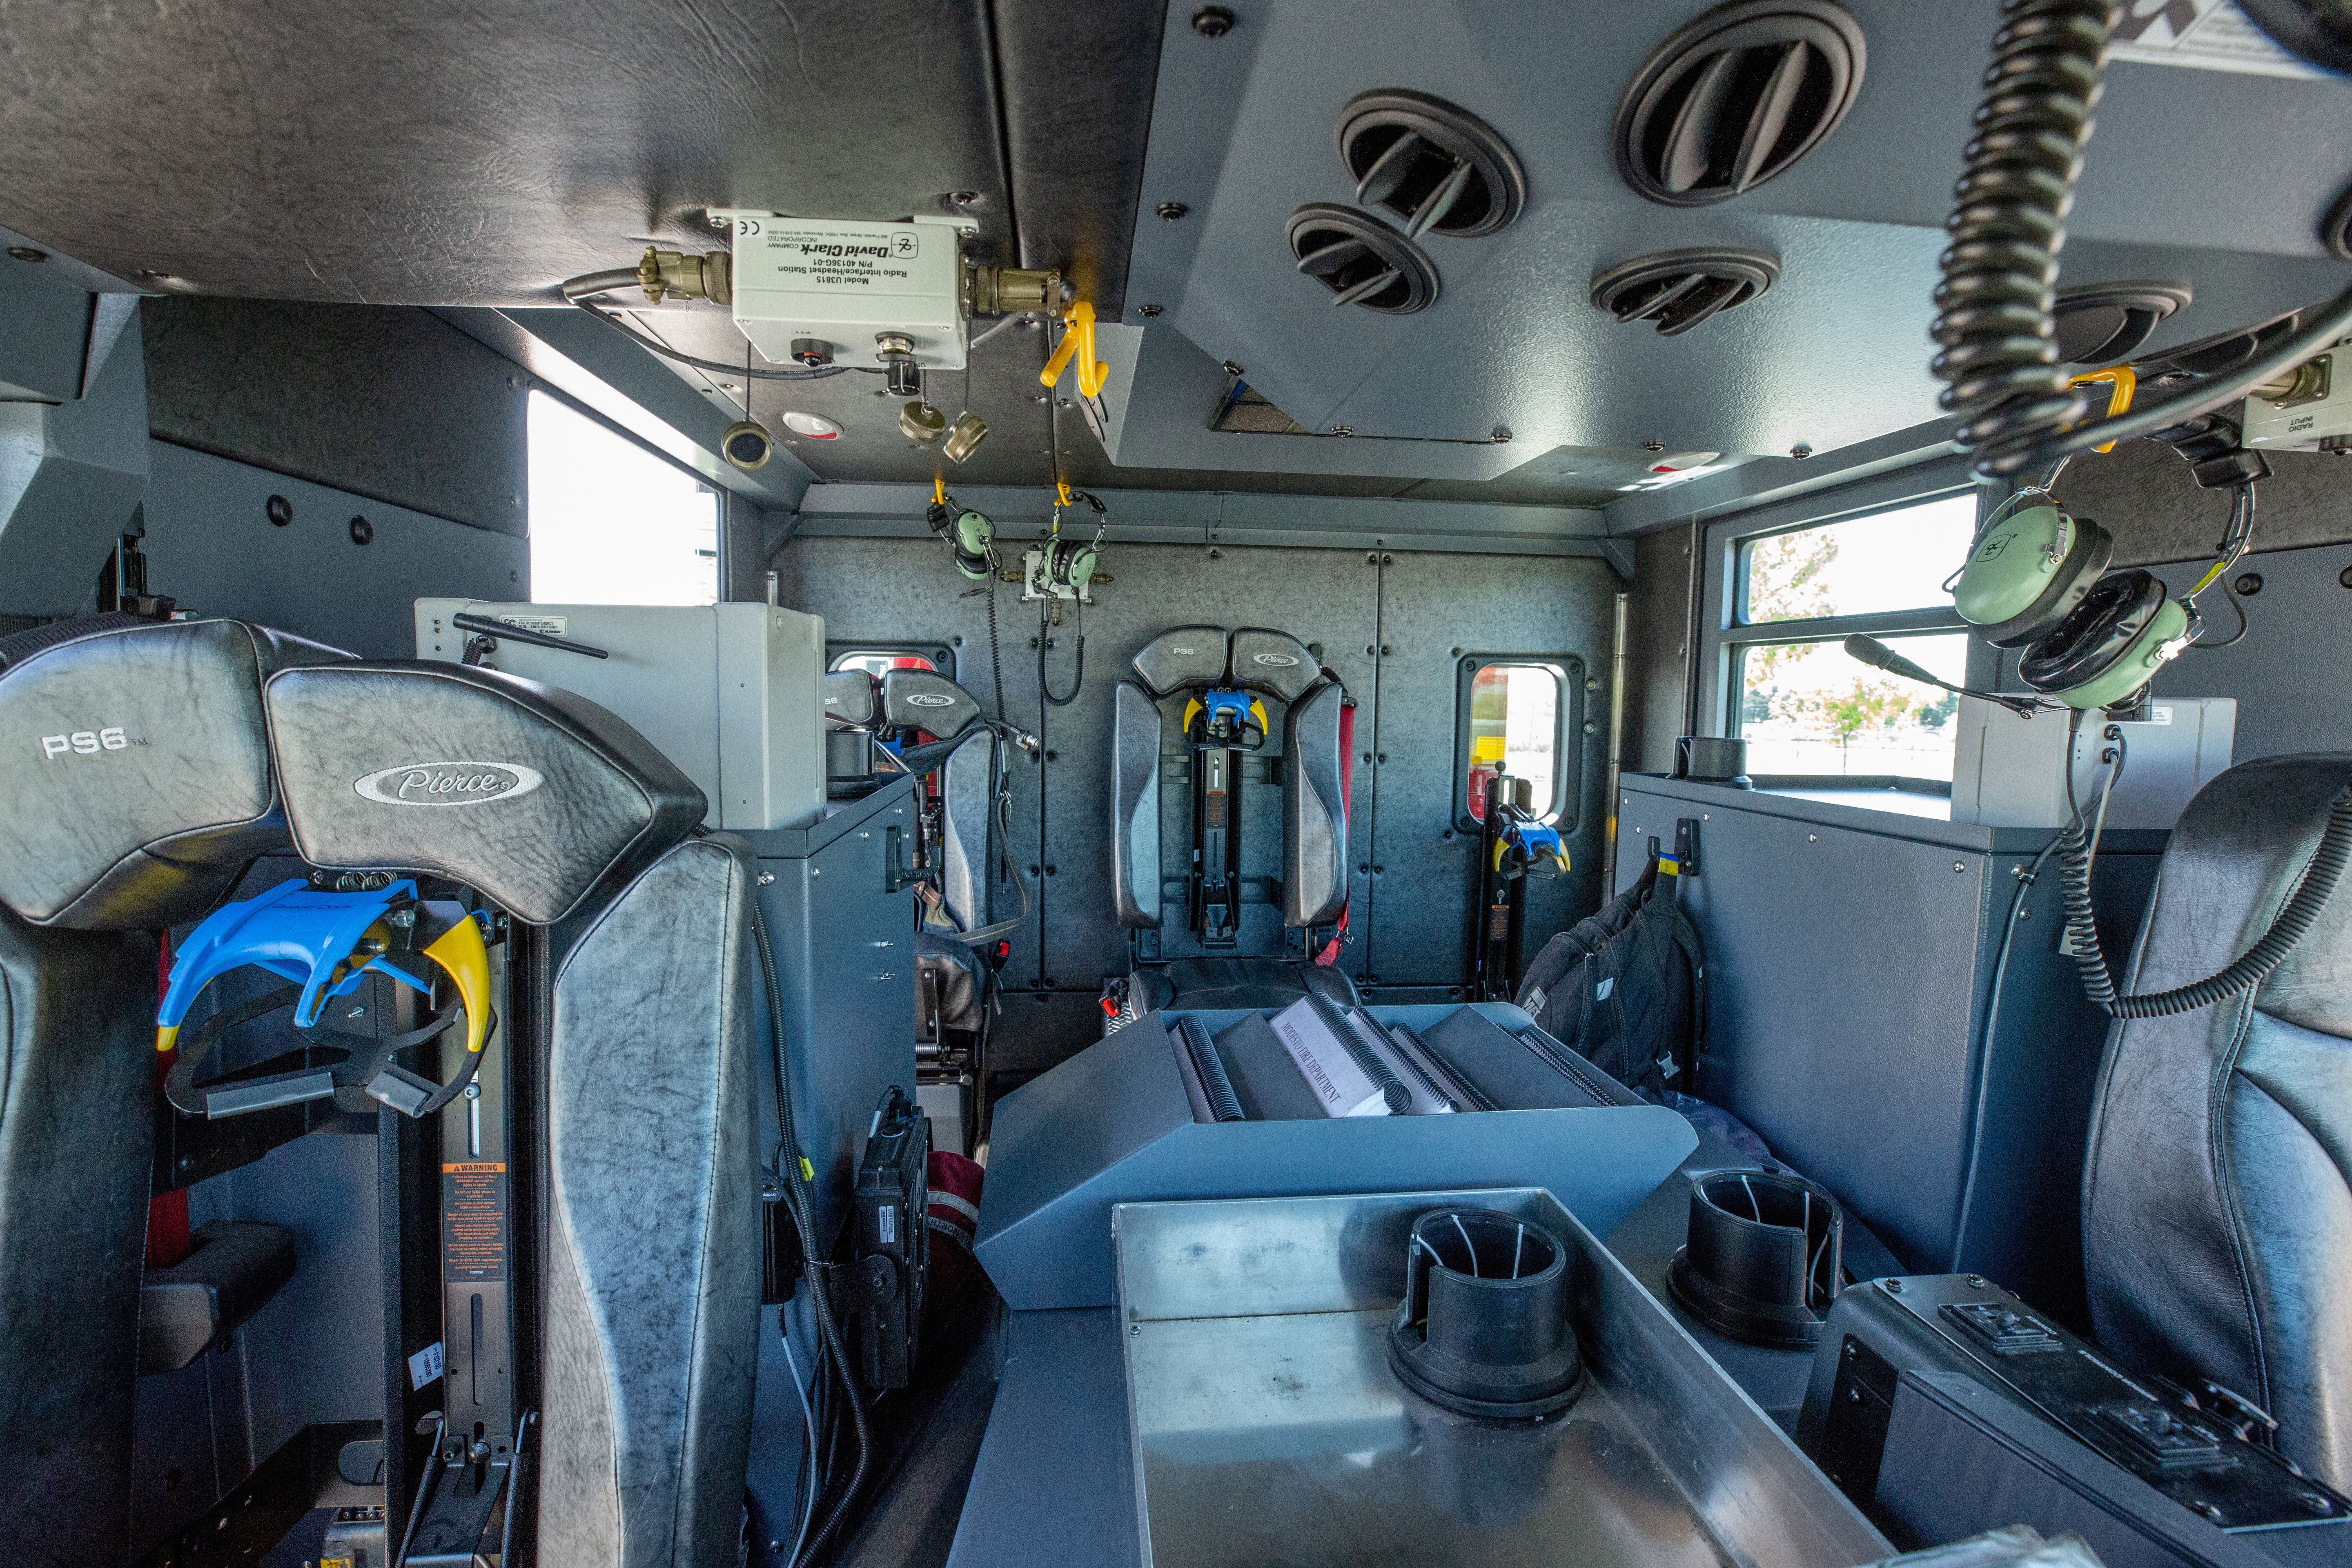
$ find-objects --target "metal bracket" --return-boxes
[884,824,924,893]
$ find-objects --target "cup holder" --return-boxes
[1668,1170,1843,1347]
[1385,1208,1587,1421]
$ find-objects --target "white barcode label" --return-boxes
[2148,706,2174,725]
[497,615,567,637]
[878,1204,896,1244]
[408,1341,444,1390]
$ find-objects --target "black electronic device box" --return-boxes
[1797,1274,2349,1552]
[848,1086,929,1390]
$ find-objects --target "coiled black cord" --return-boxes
[1931,0,2113,466]
[2059,780,2352,1017]
[751,896,870,1565]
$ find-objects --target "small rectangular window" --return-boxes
[528,390,719,606]
[1738,492,1977,625]
[825,644,957,683]
[1731,631,1967,780]
[1452,656,1583,831]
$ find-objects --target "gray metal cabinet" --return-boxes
[1613,776,2158,1322]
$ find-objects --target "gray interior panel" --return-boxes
[1111,680,1161,929]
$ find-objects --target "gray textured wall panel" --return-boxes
[2056,437,2352,567]
[2147,541,2352,762]
[0,314,150,615]
[1369,552,1618,984]
[142,442,527,657]
[144,298,528,534]
[1625,525,1694,775]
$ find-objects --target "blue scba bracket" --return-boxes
[1495,819,1569,880]
[1184,687,1270,751]
[158,879,421,1036]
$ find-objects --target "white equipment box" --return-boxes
[1951,695,2235,830]
[712,211,977,372]
[415,600,826,832]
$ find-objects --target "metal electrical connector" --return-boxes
[966,264,1060,319]
[636,246,732,306]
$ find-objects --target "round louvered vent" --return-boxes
[1286,205,1438,314]
[1615,0,1866,207]
[1335,89,1526,240]
[2052,281,2192,365]
[1591,248,1779,336]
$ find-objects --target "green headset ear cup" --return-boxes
[2016,568,2186,708]
[1954,503,2113,648]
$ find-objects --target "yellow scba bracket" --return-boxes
[2068,365,2136,453]
[1658,854,1682,877]
[421,913,494,1055]
[1040,300,1108,399]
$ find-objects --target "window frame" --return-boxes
[1695,461,1993,786]
[1450,652,1586,833]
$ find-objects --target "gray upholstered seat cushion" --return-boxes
[539,836,760,1568]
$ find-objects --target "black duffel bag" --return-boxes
[1514,857,1707,1100]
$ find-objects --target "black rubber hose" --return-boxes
[2060,783,2352,1016]
[1931,0,2113,469]
[751,896,870,1566]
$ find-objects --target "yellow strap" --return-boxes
[156,1023,179,1055]
[421,914,494,1054]
[1039,301,1107,399]
[933,475,946,505]
[2067,365,2136,454]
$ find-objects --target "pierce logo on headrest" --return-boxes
[902,693,956,708]
[1250,652,1300,667]
[354,762,545,806]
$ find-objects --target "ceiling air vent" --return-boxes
[1591,248,1779,336]
[1334,89,1527,240]
[2052,281,2192,365]
[1615,0,1866,207]
[1286,205,1438,315]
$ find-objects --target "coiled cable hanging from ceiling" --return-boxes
[1930,0,2112,467]
[1931,3,2352,478]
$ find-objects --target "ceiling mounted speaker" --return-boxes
[1286,205,1438,314]
[1590,247,1779,336]
[2053,281,2192,365]
[1615,0,1867,207]
[1335,89,1527,240]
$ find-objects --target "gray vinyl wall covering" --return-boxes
[778,537,1622,1073]
[2054,437,2352,566]
[143,298,528,534]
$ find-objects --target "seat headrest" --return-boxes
[1228,628,1322,704]
[263,662,706,926]
[1131,626,1229,698]
[0,615,351,929]
[824,670,878,726]
[881,669,984,739]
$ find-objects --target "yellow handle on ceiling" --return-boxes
[1040,300,1107,399]
[2067,365,2136,454]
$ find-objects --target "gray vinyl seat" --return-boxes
[880,668,998,937]
[0,613,347,1568]
[265,659,757,1568]
[2081,754,2352,1492]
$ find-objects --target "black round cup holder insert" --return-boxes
[1668,1169,1844,1347]
[1386,1208,1586,1421]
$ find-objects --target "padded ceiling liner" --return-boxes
[0,0,1023,305]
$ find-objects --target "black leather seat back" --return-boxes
[1111,681,1161,929]
[1283,681,1349,927]
[2082,754,2352,1491]
[822,669,878,726]
[264,662,705,925]
[265,657,753,1566]
[881,667,983,739]
[539,835,758,1568]
[0,615,346,1568]
[0,615,346,929]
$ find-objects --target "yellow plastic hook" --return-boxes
[2067,365,2136,454]
[1040,300,1107,400]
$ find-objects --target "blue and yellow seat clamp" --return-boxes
[1183,688,1270,750]
[1494,819,1570,880]
[157,878,492,1060]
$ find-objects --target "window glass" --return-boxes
[1732,632,1967,780]
[829,650,938,679]
[528,390,719,605]
[1465,663,1562,822]
[1740,493,1978,624]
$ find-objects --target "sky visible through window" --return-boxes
[528,391,719,606]
[1735,495,1978,780]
